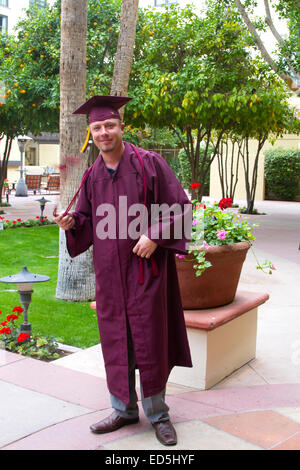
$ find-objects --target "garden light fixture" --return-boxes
[0,267,50,336]
[36,197,51,220]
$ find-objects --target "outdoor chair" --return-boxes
[25,174,42,195]
[45,175,60,193]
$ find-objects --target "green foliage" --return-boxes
[223,0,300,78]
[127,2,298,205]
[184,199,276,276]
[0,0,122,196]
[128,3,256,131]
[169,147,211,194]
[86,0,121,95]
[272,0,300,75]
[264,147,300,200]
[0,0,122,138]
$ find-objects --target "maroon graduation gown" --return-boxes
[66,141,192,404]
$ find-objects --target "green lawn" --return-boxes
[0,225,99,348]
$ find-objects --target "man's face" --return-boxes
[89,118,125,153]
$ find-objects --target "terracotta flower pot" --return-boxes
[175,242,250,309]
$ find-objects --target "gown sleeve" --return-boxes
[65,169,93,258]
[144,152,192,254]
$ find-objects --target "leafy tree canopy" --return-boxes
[0,0,122,137]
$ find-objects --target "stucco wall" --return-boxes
[209,133,300,201]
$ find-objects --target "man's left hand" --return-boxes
[132,235,158,259]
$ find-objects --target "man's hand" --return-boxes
[132,234,158,259]
[54,213,75,231]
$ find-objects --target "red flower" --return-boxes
[0,327,12,335]
[190,182,201,190]
[17,218,21,222]
[218,197,233,210]
[12,220,16,224]
[17,332,29,343]
[196,203,206,209]
[0,321,7,326]
[12,306,24,313]
[6,314,19,322]
[35,216,40,219]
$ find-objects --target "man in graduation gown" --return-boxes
[54,95,192,446]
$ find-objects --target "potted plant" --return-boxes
[176,192,274,309]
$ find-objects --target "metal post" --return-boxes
[15,147,28,197]
[18,290,33,336]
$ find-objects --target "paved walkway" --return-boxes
[0,195,300,450]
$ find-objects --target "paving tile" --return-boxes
[272,432,300,450]
[0,380,91,448]
[275,407,300,424]
[212,362,268,389]
[166,395,231,422]
[203,410,300,449]
[2,410,146,451]
[54,344,106,380]
[102,420,262,450]
[179,384,300,412]
[0,357,110,410]
[0,350,25,367]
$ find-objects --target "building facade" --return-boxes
[0,0,48,35]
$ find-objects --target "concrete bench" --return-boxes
[168,290,269,390]
[90,290,269,391]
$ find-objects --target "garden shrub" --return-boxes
[264,148,300,200]
[169,147,211,195]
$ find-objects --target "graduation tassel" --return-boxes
[151,256,159,277]
[138,258,144,285]
[81,128,91,153]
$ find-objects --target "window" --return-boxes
[0,0,8,7]
[0,15,8,33]
[29,0,47,8]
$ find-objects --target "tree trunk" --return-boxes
[234,0,300,96]
[239,135,267,214]
[0,135,13,204]
[110,0,139,117]
[57,0,139,301]
[56,0,95,301]
[217,137,240,200]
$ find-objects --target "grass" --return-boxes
[0,225,99,348]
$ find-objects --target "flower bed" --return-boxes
[0,305,63,361]
[0,216,55,229]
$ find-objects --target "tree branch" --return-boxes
[263,0,284,45]
[234,0,300,96]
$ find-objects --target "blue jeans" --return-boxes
[110,319,170,424]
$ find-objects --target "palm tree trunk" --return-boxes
[56,0,95,301]
[110,0,139,117]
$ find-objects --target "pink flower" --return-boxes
[176,254,185,259]
[192,218,198,226]
[201,240,209,249]
[217,229,228,240]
